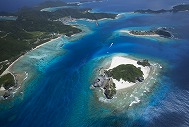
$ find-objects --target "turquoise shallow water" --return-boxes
[1,0,189,127]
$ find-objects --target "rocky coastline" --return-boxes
[92,57,151,99]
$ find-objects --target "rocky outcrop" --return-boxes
[137,59,151,67]
[93,68,116,99]
[103,78,116,99]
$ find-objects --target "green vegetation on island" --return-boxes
[137,59,151,67]
[93,64,145,99]
[135,9,168,14]
[0,1,116,63]
[0,61,9,75]
[106,64,144,83]
[0,1,117,99]
[155,29,172,38]
[172,4,189,12]
[129,27,173,38]
[135,4,189,14]
[0,73,15,90]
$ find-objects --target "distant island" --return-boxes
[70,0,103,5]
[135,4,189,14]
[120,27,173,38]
[0,1,117,99]
[93,56,151,99]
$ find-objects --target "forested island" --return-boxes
[135,4,189,14]
[128,27,173,38]
[93,58,151,99]
[0,1,117,99]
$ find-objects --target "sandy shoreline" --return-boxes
[0,14,95,80]
[1,35,62,77]
[107,56,151,90]
[0,14,117,99]
[1,56,24,76]
[0,17,94,99]
[0,35,63,99]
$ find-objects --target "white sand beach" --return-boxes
[1,55,24,76]
[107,56,150,90]
[0,86,5,91]
[0,36,62,77]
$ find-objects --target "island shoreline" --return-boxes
[106,56,151,90]
[0,14,114,100]
[92,54,162,102]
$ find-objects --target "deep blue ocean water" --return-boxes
[1,0,189,127]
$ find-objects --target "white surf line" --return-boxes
[24,72,28,81]
[129,96,140,107]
